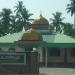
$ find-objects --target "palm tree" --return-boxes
[9,15,17,33]
[50,12,65,33]
[66,0,75,29]
[14,1,33,32]
[14,1,24,19]
[21,7,33,27]
[0,8,12,35]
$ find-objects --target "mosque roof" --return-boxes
[0,30,75,47]
[32,14,49,25]
[0,32,24,43]
[21,28,42,41]
[43,34,75,43]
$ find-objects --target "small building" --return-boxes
[0,14,75,67]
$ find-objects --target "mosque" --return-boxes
[0,14,75,67]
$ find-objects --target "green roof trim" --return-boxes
[0,43,16,46]
[41,42,75,48]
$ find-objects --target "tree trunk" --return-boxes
[74,13,75,29]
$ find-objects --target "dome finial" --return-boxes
[40,10,42,17]
[32,11,49,25]
[22,26,25,32]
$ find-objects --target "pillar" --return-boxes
[45,48,48,67]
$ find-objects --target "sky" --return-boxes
[0,0,73,24]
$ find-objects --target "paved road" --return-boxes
[39,68,75,75]
[2,68,75,75]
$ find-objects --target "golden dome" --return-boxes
[32,14,49,25]
[22,28,42,41]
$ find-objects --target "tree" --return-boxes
[66,0,75,29]
[50,12,65,33]
[14,1,33,32]
[9,15,17,33]
[64,23,75,36]
[0,8,12,35]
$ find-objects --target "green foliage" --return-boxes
[13,1,33,32]
[66,0,75,28]
[66,0,75,16]
[0,8,12,36]
[0,1,33,36]
[50,12,65,33]
[64,23,75,37]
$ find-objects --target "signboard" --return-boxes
[0,53,26,64]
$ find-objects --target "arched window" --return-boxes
[9,47,15,52]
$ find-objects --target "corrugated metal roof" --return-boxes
[43,34,75,43]
[0,32,75,44]
[0,32,24,43]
